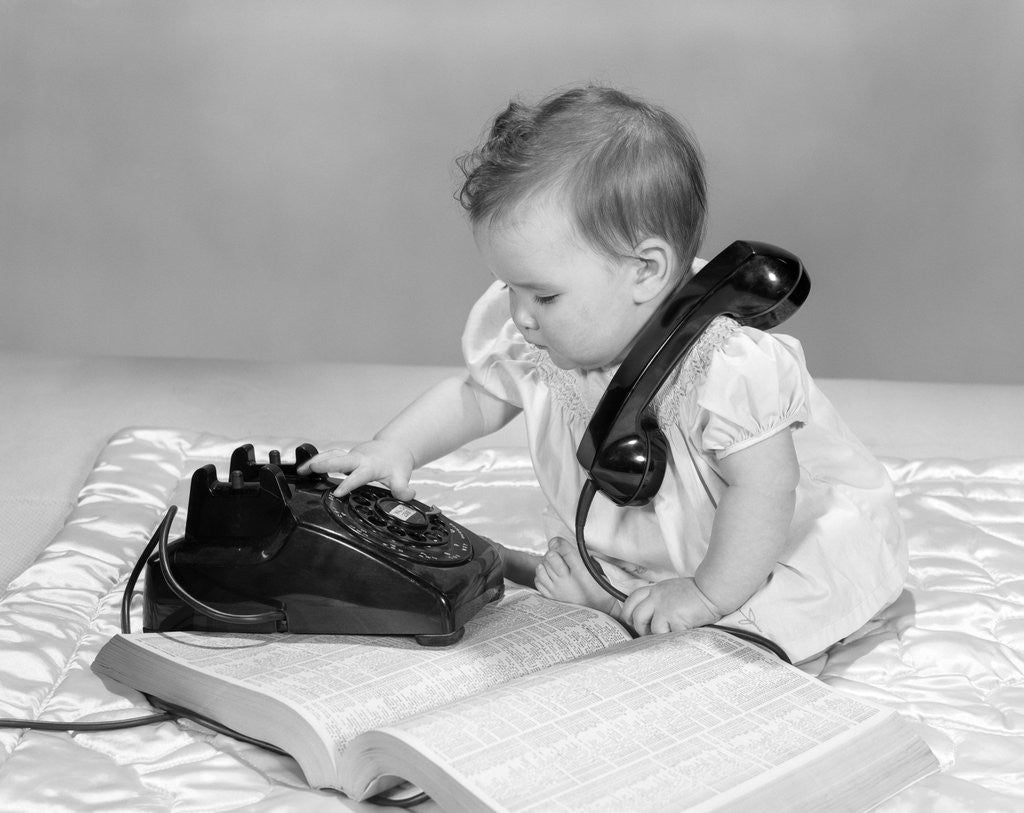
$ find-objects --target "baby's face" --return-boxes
[474,199,650,371]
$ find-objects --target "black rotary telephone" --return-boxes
[131,443,504,646]
[573,240,809,660]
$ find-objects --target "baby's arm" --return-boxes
[696,428,799,613]
[299,375,520,498]
[623,428,799,634]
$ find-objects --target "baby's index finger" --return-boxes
[332,470,371,498]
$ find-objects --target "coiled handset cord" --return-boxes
[574,478,792,664]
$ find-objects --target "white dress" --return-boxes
[462,280,907,662]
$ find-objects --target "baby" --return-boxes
[300,85,906,664]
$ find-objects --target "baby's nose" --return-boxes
[515,319,538,338]
[511,308,538,333]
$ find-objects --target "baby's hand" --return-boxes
[296,439,416,500]
[621,577,723,636]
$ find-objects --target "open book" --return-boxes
[93,590,938,811]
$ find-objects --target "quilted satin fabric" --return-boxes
[1,429,1022,811]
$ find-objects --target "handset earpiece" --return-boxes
[576,240,808,507]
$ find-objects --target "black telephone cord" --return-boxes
[3,507,430,807]
[154,507,287,627]
[574,478,792,663]
[1,510,179,734]
[3,508,282,735]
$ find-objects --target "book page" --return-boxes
[93,589,629,787]
[363,628,937,812]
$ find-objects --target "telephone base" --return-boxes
[141,443,506,645]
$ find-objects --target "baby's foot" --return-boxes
[496,544,543,588]
[534,537,618,615]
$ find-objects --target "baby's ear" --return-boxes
[631,237,676,304]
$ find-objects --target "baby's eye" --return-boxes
[534,293,558,305]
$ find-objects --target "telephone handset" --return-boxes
[576,240,809,507]
[572,241,808,662]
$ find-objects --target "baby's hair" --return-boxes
[456,85,707,273]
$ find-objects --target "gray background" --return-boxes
[2,0,1022,384]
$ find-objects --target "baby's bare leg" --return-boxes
[534,537,617,615]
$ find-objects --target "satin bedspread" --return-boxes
[1,428,1022,811]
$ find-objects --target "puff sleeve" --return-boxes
[461,281,533,408]
[694,327,810,458]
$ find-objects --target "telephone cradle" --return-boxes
[141,443,505,646]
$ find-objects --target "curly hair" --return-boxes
[456,86,707,273]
